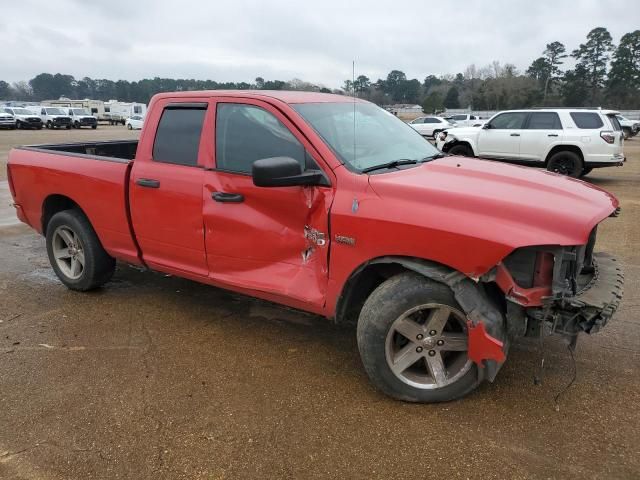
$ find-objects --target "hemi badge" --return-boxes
[335,235,356,246]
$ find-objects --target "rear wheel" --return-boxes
[547,150,583,177]
[357,272,480,402]
[45,210,116,291]
[447,144,474,157]
[127,123,133,130]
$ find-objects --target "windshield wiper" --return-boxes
[361,159,418,173]
[420,153,447,162]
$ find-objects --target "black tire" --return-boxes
[46,121,52,129]
[66,125,72,129]
[127,123,133,130]
[37,125,43,130]
[581,167,593,177]
[547,150,583,178]
[357,272,480,403]
[622,128,631,140]
[45,210,116,291]
[447,144,474,157]
[91,125,97,129]
[74,121,80,129]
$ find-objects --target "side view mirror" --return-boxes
[482,123,491,129]
[252,156,326,187]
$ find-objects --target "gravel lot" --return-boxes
[0,127,638,479]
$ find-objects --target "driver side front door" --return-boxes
[477,112,528,158]
[203,99,334,311]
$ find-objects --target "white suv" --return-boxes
[436,109,625,177]
[408,116,455,138]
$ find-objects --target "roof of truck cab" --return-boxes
[151,90,369,104]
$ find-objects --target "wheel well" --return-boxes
[41,195,83,235]
[545,145,583,166]
[334,257,460,325]
[442,140,474,155]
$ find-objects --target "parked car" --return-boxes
[443,113,486,127]
[3,107,43,129]
[616,115,639,139]
[125,115,144,130]
[7,91,624,403]
[64,108,98,129]
[436,108,625,177]
[32,107,72,129]
[0,111,16,129]
[408,116,455,138]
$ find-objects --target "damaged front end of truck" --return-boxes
[483,223,624,363]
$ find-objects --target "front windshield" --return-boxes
[293,102,440,172]
[46,108,66,115]
[72,108,90,115]
[13,108,32,115]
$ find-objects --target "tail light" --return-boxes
[600,131,615,144]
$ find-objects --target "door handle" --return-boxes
[136,178,160,188]
[548,134,559,137]
[212,192,244,203]
[510,133,520,137]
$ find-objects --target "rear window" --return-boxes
[607,115,622,131]
[527,112,562,130]
[152,105,206,166]
[570,112,604,129]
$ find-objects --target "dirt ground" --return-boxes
[0,127,638,479]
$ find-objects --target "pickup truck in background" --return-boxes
[436,108,625,177]
[443,113,486,127]
[7,91,624,402]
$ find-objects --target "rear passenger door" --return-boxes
[477,112,528,158]
[129,101,209,276]
[519,112,563,161]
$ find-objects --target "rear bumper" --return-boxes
[585,153,625,167]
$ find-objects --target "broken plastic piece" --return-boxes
[467,321,506,365]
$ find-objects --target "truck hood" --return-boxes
[367,156,618,250]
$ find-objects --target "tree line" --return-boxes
[1,27,638,112]
[346,27,640,112]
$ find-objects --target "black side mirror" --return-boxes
[252,157,326,187]
[482,123,491,129]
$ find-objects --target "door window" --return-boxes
[152,106,206,166]
[215,104,305,174]
[527,112,562,130]
[489,112,528,129]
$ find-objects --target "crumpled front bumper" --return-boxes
[562,252,624,333]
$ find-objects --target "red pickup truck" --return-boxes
[7,91,624,402]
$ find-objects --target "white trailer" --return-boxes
[104,101,147,125]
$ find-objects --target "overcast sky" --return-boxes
[1,0,636,88]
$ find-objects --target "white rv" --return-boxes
[104,101,147,125]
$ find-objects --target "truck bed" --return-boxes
[19,140,138,162]
[8,140,141,265]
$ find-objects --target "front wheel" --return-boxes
[46,210,116,291]
[127,123,133,130]
[447,144,474,157]
[357,272,480,402]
